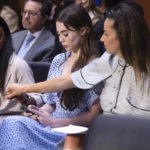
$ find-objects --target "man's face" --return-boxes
[22,1,48,33]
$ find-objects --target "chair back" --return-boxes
[83,114,150,150]
[28,62,50,83]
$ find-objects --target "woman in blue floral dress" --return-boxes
[0,4,100,150]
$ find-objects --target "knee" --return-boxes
[2,116,25,127]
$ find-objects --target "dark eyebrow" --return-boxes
[60,30,68,33]
[57,29,68,34]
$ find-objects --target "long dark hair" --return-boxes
[57,4,98,111]
[106,3,150,83]
[0,17,14,94]
[0,0,8,11]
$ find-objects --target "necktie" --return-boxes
[17,34,35,58]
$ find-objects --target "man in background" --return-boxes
[12,0,60,63]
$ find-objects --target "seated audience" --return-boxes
[1,4,100,150]
[6,3,150,117]
[75,0,104,54]
[12,0,60,63]
[98,0,144,16]
[0,0,20,33]
[0,16,42,124]
[48,0,74,34]
[75,0,103,26]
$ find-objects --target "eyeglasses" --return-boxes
[21,10,41,17]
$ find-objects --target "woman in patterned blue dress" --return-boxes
[0,4,100,150]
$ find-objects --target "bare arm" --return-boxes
[31,99,101,128]
[51,99,101,128]
[6,75,75,99]
[24,104,56,119]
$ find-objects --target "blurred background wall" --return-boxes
[134,0,150,29]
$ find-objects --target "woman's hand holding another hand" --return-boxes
[5,83,27,99]
[28,105,56,127]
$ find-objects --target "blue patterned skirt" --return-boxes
[0,116,66,150]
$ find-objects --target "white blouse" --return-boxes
[71,52,150,117]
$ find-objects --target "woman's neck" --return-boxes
[117,51,123,59]
[70,49,80,59]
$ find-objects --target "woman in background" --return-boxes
[0,16,42,123]
[1,4,100,150]
[74,0,104,54]
[75,0,103,25]
[0,0,20,33]
[6,3,150,117]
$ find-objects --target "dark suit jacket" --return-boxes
[11,27,60,63]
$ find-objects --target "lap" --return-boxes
[0,116,7,124]
[0,113,22,124]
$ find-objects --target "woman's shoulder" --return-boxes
[11,54,27,64]
[10,54,31,71]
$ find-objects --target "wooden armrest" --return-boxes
[64,134,85,150]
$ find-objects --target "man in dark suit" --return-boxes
[12,0,61,63]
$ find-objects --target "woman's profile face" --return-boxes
[56,21,82,52]
[101,18,122,57]
[0,26,5,50]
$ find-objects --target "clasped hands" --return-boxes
[26,105,56,127]
[5,83,26,99]
[5,83,56,127]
